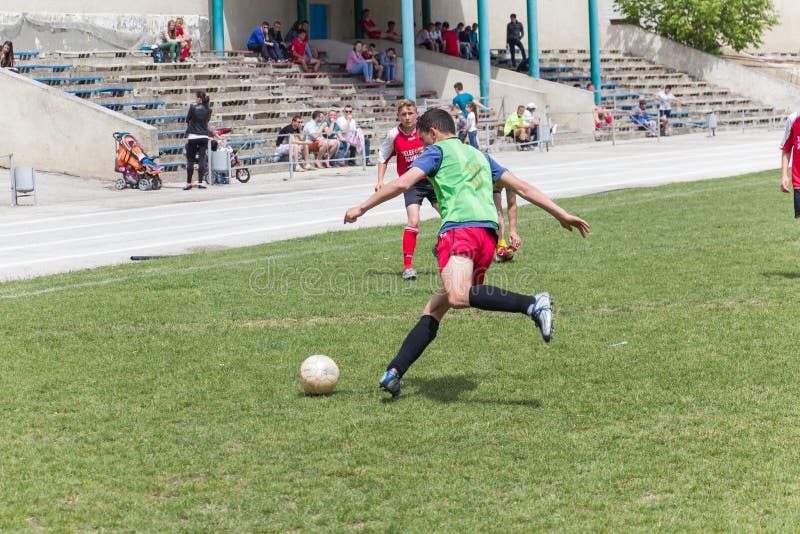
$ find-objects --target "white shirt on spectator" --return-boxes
[303,118,323,142]
[336,116,357,133]
[523,109,539,125]
[657,91,676,111]
[467,111,478,133]
[415,29,431,46]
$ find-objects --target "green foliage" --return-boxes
[2,171,800,530]
[614,0,778,54]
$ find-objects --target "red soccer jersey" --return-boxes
[378,125,425,176]
[290,38,306,61]
[781,112,800,188]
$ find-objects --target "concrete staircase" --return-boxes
[13,49,436,180]
[529,48,778,141]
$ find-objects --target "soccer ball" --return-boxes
[495,240,518,263]
[298,354,339,395]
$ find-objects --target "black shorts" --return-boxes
[404,179,438,207]
[794,188,800,219]
[660,109,672,118]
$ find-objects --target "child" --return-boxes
[466,101,479,149]
[344,108,590,396]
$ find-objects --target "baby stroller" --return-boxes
[210,127,251,184]
[113,132,164,191]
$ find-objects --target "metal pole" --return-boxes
[212,0,224,54]
[588,0,602,105]
[610,96,616,146]
[401,0,416,101]
[422,0,432,26]
[288,135,295,180]
[354,0,363,38]
[477,0,490,108]
[297,0,308,23]
[527,0,539,78]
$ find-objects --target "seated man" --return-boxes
[630,100,657,135]
[523,102,540,143]
[303,110,338,168]
[378,47,397,83]
[269,21,288,61]
[503,105,530,149]
[360,9,382,39]
[290,30,320,72]
[276,115,313,171]
[247,21,279,62]
[384,21,402,43]
[415,23,437,51]
[336,105,373,166]
[441,22,461,58]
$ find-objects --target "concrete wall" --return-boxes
[756,0,800,53]
[606,24,800,113]
[0,68,158,179]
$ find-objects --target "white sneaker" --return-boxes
[530,292,553,343]
[303,163,313,170]
[295,165,305,172]
[402,268,417,281]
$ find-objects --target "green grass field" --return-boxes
[3,170,800,531]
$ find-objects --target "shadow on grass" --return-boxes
[401,374,541,408]
[762,271,800,279]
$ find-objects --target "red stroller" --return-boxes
[113,132,164,190]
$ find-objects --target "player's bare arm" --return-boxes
[781,150,791,193]
[376,161,388,191]
[497,171,590,237]
[345,167,427,223]
[506,191,521,249]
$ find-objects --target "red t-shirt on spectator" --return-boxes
[443,30,460,57]
[361,18,381,39]
[290,38,306,61]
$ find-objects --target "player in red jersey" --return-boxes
[375,99,441,280]
[780,111,800,218]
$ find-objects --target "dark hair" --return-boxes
[417,108,455,135]
[0,40,14,68]
[388,21,395,26]
[454,82,463,91]
[312,110,324,120]
[353,40,363,49]
[196,91,210,107]
[511,13,517,18]
[298,29,307,36]
[665,84,672,90]
[261,21,269,26]
[386,47,395,54]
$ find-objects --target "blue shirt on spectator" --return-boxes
[247,27,268,48]
[452,92,474,117]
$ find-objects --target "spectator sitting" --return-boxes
[347,41,379,83]
[504,105,531,149]
[175,17,193,62]
[415,22,437,51]
[457,23,474,60]
[276,115,313,171]
[247,21,279,62]
[336,105,373,166]
[363,43,385,82]
[290,30,320,72]
[587,82,613,129]
[300,21,320,58]
[431,22,444,51]
[450,82,492,117]
[469,23,479,59]
[378,47,397,83]
[360,9,382,40]
[523,102,540,143]
[269,21,288,61]
[285,20,301,44]
[158,19,181,62]
[0,40,17,72]
[630,100,656,136]
[384,21,402,43]
[323,109,350,167]
[303,110,338,168]
[441,22,461,58]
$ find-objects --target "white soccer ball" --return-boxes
[298,354,339,395]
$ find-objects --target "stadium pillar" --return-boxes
[477,0,489,107]
[354,0,363,38]
[212,0,224,52]
[588,0,602,105]
[527,0,540,78]
[401,0,416,101]
[422,0,432,26]
[297,0,308,24]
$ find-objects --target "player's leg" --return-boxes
[401,190,423,279]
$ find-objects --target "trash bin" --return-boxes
[12,166,37,205]
[210,149,231,184]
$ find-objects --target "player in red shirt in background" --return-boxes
[441,22,461,58]
[376,100,441,280]
[780,111,800,217]
[290,29,320,72]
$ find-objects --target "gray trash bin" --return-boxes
[210,149,231,184]
[12,166,37,206]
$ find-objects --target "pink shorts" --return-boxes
[436,227,497,285]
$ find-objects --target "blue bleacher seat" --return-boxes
[600,92,642,101]
[15,65,73,72]
[139,115,184,123]
[539,66,575,73]
[34,76,103,85]
[66,86,133,97]
[13,51,39,58]
[101,101,165,110]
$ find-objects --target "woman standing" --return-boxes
[184,91,213,190]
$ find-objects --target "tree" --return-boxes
[614,0,778,55]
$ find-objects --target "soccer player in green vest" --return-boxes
[344,108,590,397]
